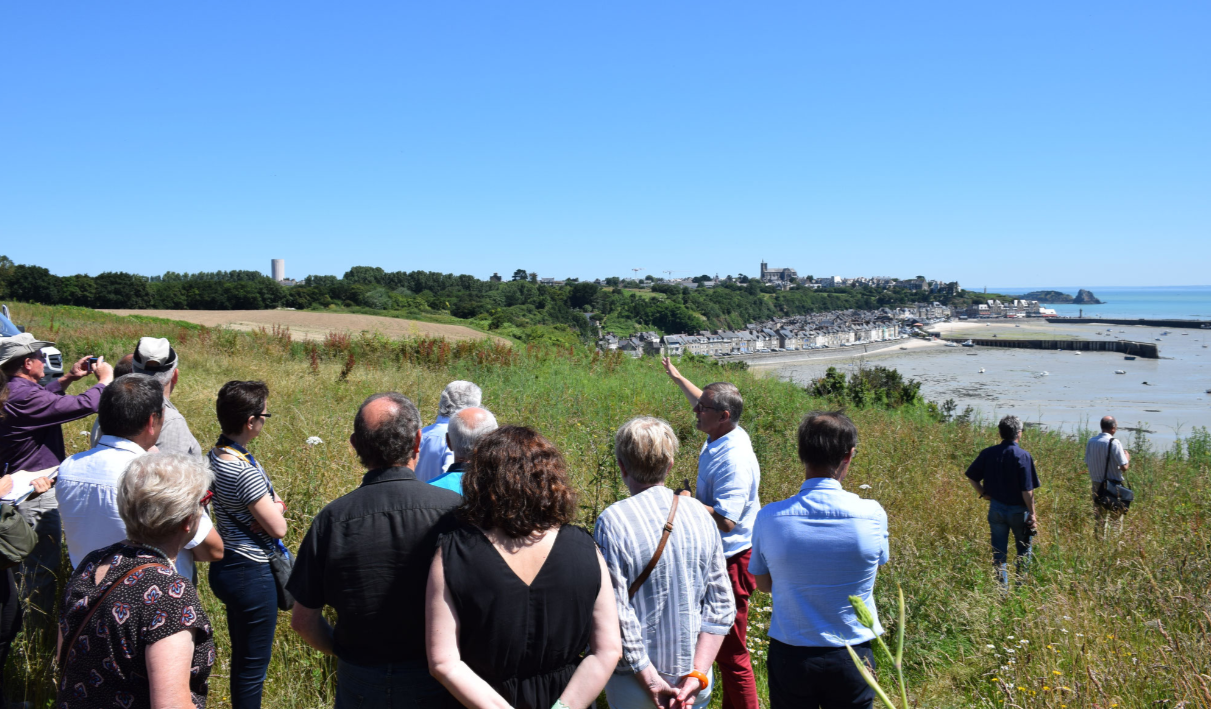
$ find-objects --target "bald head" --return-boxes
[352,392,422,470]
[1101,416,1117,434]
[447,406,499,461]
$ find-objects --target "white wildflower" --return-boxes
[1007,635,1014,640]
[986,644,996,649]
[306,436,324,446]
[80,431,90,436]
[858,484,872,490]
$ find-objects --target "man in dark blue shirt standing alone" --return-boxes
[965,415,1040,589]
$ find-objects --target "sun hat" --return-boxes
[0,333,55,368]
[132,337,178,375]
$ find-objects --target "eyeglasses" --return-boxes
[199,490,214,508]
[253,412,272,419]
[693,402,725,413]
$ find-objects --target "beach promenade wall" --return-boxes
[1046,317,1211,329]
[944,338,1160,358]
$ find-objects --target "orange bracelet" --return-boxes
[682,670,709,692]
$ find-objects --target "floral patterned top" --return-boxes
[57,542,214,709]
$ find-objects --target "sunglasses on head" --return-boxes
[199,490,214,507]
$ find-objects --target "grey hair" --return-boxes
[998,415,1023,442]
[117,453,212,543]
[438,381,482,417]
[703,382,743,423]
[614,416,680,485]
[447,407,499,460]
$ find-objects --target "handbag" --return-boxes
[0,503,37,570]
[216,447,296,610]
[628,493,681,599]
[58,563,168,669]
[1095,437,1134,512]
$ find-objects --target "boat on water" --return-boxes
[1124,355,1136,360]
[1115,370,1126,374]
[979,368,985,373]
[1161,331,1172,335]
[961,340,975,347]
[1075,352,1082,356]
[1156,338,1163,341]
[944,342,959,348]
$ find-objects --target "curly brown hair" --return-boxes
[459,426,577,538]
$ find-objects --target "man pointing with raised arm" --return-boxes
[662,357,761,709]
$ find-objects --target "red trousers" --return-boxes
[718,548,759,709]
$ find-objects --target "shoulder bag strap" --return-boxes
[628,494,680,599]
[1104,437,1118,485]
[59,562,168,668]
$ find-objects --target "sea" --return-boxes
[988,285,1211,321]
[764,287,1211,446]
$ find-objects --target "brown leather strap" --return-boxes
[58,562,168,668]
[628,495,680,599]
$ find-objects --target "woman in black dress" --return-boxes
[426,426,621,709]
[57,453,216,709]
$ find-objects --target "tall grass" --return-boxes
[4,303,1210,708]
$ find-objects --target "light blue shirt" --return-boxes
[415,416,453,483]
[57,436,211,575]
[696,426,761,557]
[428,468,464,496]
[749,477,889,648]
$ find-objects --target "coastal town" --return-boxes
[594,262,1067,358]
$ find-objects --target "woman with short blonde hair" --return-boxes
[58,453,217,709]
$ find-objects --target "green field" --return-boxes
[5,303,1210,708]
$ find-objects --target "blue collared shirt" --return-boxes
[429,461,465,496]
[415,416,452,483]
[965,441,1040,508]
[749,477,889,647]
[697,426,761,557]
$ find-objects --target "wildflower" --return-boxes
[858,484,872,490]
[1006,649,1015,654]
[848,595,875,629]
[1061,629,1069,633]
[1053,671,1063,676]
[1043,687,1051,691]
[1063,615,1071,620]
[306,436,323,445]
[1007,635,1014,640]
[986,644,996,649]
[1019,639,1029,645]
[1017,686,1026,691]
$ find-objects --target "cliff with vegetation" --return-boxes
[5,301,1210,707]
[1022,288,1104,304]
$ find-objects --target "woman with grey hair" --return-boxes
[57,453,216,709]
[593,417,735,709]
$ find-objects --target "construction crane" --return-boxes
[631,268,645,279]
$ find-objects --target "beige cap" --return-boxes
[0,333,55,368]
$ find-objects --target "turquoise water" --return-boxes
[989,286,1211,321]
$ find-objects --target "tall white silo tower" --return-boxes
[271,259,285,282]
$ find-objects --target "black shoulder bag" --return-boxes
[217,448,296,610]
[1095,437,1134,512]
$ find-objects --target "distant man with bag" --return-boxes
[965,415,1040,588]
[1085,416,1131,536]
[662,358,761,709]
[594,416,735,709]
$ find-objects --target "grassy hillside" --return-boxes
[5,303,1210,708]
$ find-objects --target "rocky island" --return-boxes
[1022,288,1104,304]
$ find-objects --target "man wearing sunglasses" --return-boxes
[662,358,762,709]
[1,332,114,628]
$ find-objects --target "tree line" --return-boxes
[0,256,997,340]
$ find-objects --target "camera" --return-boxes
[86,356,101,371]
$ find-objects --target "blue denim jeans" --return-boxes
[209,551,278,709]
[988,499,1032,577]
[336,659,453,709]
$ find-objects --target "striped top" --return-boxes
[1084,432,1129,486]
[593,486,735,677]
[207,447,275,562]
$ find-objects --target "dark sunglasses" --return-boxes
[253,412,272,419]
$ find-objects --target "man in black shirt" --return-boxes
[964,415,1041,589]
[287,392,460,709]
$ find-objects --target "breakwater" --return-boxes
[1047,317,1211,329]
[943,338,1160,358]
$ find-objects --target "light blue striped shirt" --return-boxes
[594,486,736,675]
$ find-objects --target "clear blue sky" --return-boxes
[2,2,1207,287]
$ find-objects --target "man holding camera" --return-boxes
[965,415,1040,589]
[0,332,113,623]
